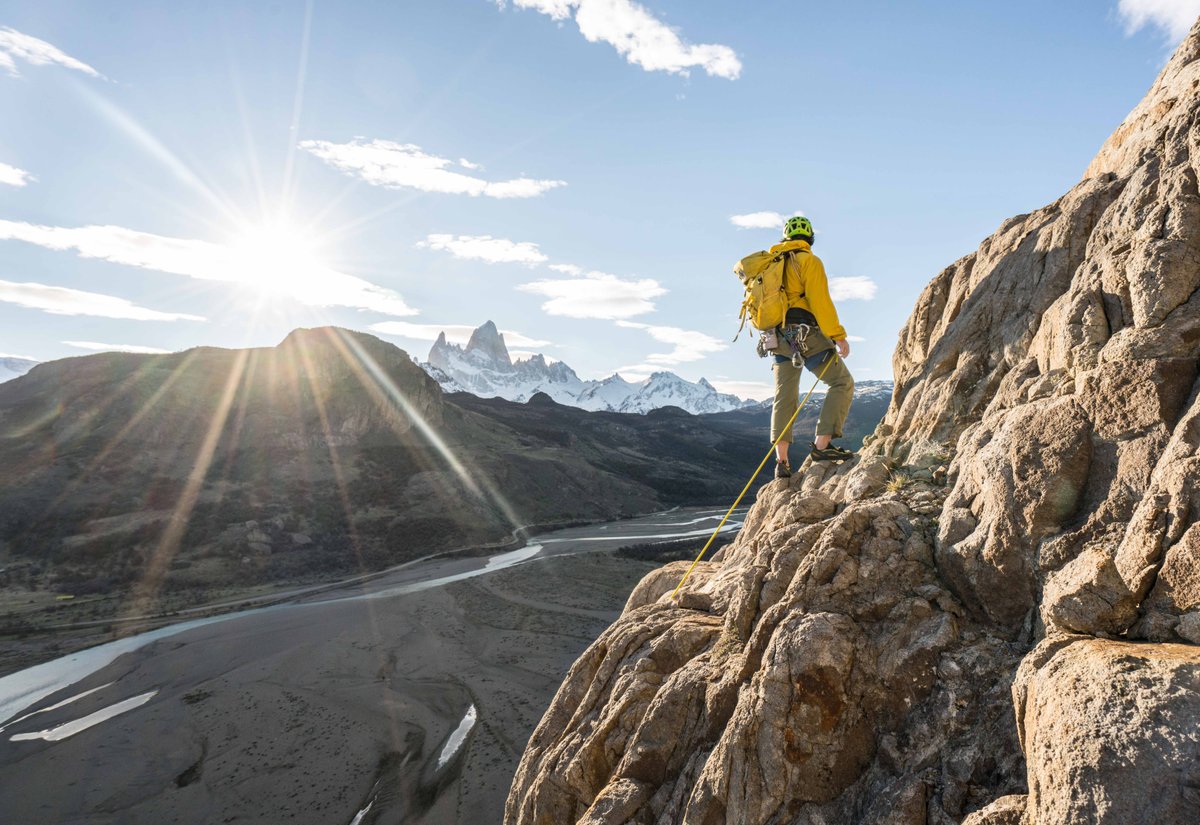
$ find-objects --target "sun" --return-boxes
[227,221,327,297]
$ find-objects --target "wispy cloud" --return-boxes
[616,320,726,366]
[0,219,418,316]
[829,276,877,301]
[1117,0,1200,42]
[519,271,666,318]
[847,335,866,343]
[499,0,741,79]
[63,340,172,354]
[613,322,727,385]
[548,263,584,275]
[369,321,551,348]
[729,210,801,230]
[0,162,34,187]
[418,233,549,265]
[0,26,104,78]
[0,279,204,321]
[300,138,566,198]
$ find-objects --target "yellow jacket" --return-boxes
[769,238,848,341]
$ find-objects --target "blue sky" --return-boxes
[0,0,1195,399]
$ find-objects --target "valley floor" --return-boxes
[0,508,739,824]
[0,520,575,678]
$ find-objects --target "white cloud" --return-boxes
[847,335,866,343]
[501,0,741,79]
[829,276,878,301]
[0,351,39,360]
[0,279,204,321]
[0,219,418,316]
[519,271,666,318]
[1117,0,1200,42]
[707,379,773,401]
[63,340,172,354]
[616,320,726,366]
[458,158,483,171]
[548,263,584,275]
[369,321,551,348]
[418,233,549,265]
[300,138,565,198]
[0,162,34,187]
[0,26,104,78]
[480,177,565,198]
[509,0,575,17]
[730,210,802,230]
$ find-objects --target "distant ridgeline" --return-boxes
[0,356,38,385]
[0,328,891,604]
[423,320,756,415]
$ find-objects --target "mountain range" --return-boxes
[714,377,894,449]
[0,328,783,608]
[0,326,890,639]
[422,320,756,414]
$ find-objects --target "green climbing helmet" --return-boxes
[783,215,814,240]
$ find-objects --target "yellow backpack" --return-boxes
[733,248,805,340]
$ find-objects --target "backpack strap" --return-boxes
[783,247,808,300]
[734,298,751,342]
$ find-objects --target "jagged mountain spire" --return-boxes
[465,320,512,369]
[418,321,761,414]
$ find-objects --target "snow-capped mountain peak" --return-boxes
[416,321,755,415]
[463,320,511,369]
[0,356,38,385]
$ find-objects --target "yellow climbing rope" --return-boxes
[670,353,836,600]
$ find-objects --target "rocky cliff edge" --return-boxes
[505,18,1200,825]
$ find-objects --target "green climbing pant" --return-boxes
[771,344,854,443]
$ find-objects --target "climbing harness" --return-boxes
[755,323,812,365]
[755,329,778,358]
[779,323,813,368]
[670,354,837,599]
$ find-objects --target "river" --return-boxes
[0,505,744,825]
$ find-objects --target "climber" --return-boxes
[766,216,855,478]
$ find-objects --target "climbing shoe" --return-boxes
[774,459,792,479]
[810,443,855,463]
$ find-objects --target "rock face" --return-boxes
[506,19,1200,825]
[1013,637,1200,825]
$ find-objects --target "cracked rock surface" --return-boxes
[507,18,1200,825]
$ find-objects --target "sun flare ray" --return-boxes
[325,328,527,536]
[121,349,250,625]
